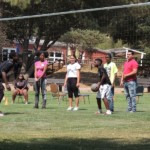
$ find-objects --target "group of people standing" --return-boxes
[94,50,138,115]
[0,50,139,116]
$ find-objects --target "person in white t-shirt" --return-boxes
[64,55,81,111]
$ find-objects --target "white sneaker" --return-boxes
[25,102,28,104]
[0,112,4,117]
[67,107,73,111]
[104,110,112,115]
[73,107,79,111]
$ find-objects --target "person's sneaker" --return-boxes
[67,107,73,111]
[104,110,112,115]
[73,107,79,111]
[25,102,28,104]
[95,110,103,114]
[0,111,4,117]
[130,111,136,113]
[126,108,131,112]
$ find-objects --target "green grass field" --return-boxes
[0,91,150,150]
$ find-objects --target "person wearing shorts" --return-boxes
[94,58,112,115]
[104,53,118,112]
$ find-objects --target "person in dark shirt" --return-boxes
[94,58,112,115]
[12,74,28,104]
[0,52,18,116]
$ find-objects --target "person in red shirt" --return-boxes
[120,50,139,112]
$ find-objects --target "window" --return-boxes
[2,47,17,61]
[55,52,61,57]
[2,49,8,61]
[50,52,54,57]
[48,51,63,63]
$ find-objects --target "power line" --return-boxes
[0,2,150,21]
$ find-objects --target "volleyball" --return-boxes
[91,83,99,92]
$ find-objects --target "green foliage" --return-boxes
[144,47,150,58]
[60,29,106,50]
[1,0,150,54]
[3,0,41,9]
[97,37,129,50]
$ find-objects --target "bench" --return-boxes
[136,85,144,103]
[28,78,65,91]
[137,78,150,92]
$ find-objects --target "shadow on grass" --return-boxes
[0,137,150,150]
[78,108,87,111]
[4,112,25,115]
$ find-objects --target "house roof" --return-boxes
[105,47,146,57]
[94,47,146,58]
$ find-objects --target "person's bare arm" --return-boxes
[97,72,106,88]
[64,74,68,87]
[76,69,80,87]
[1,71,11,91]
[38,64,48,80]
[112,73,117,87]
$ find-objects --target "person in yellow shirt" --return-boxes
[104,53,118,112]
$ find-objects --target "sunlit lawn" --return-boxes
[0,91,150,150]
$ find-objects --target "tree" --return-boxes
[0,5,11,58]
[1,0,150,68]
[59,29,106,51]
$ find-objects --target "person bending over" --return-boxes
[0,52,18,116]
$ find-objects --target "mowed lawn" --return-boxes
[0,91,150,150]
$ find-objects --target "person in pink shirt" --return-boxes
[120,50,139,112]
[34,52,48,109]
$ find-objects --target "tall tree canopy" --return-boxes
[0,0,150,51]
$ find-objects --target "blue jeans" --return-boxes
[109,87,114,111]
[34,78,47,108]
[124,81,137,112]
